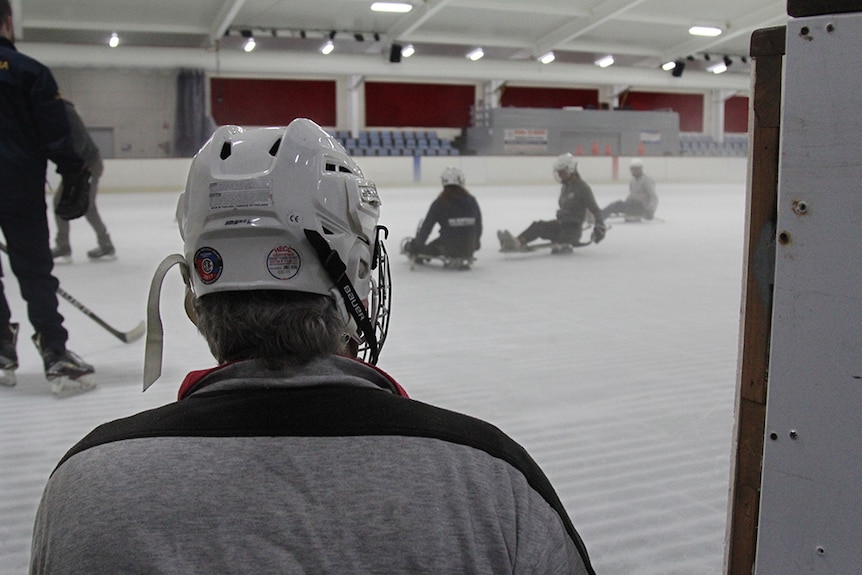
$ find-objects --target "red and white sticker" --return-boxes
[266,245,301,280]
[194,247,223,285]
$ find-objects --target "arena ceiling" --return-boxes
[13,0,789,94]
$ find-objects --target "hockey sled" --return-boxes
[500,241,590,255]
[497,230,591,255]
[400,236,474,270]
[604,215,665,224]
[409,253,475,270]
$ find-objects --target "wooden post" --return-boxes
[723,25,785,575]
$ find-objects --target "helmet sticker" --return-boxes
[194,247,224,285]
[267,245,301,280]
[208,179,273,209]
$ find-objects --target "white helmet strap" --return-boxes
[303,228,380,364]
[143,253,190,391]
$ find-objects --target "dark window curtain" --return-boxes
[174,69,216,157]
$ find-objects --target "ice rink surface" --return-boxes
[0,180,745,574]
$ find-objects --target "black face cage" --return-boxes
[357,226,391,364]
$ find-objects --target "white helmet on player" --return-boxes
[144,119,391,389]
[629,158,644,169]
[553,153,578,182]
[441,166,465,187]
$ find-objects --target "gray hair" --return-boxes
[193,290,348,368]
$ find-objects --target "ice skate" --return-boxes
[87,243,116,261]
[550,243,574,255]
[32,334,96,397]
[497,230,527,252]
[0,323,19,387]
[52,245,73,265]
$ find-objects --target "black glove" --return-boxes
[55,167,92,221]
[592,221,607,244]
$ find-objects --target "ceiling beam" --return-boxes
[386,0,455,41]
[24,19,207,35]
[660,4,788,62]
[209,0,247,43]
[531,0,650,57]
[19,41,750,94]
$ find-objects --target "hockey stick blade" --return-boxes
[0,242,145,344]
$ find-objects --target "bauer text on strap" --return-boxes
[303,229,379,364]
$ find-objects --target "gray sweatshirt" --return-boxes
[31,356,595,574]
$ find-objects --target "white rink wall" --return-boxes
[49,155,748,194]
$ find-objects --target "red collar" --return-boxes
[177,358,409,400]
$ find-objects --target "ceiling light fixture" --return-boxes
[108,32,119,48]
[401,44,415,58]
[371,2,413,13]
[689,25,722,37]
[240,30,256,52]
[595,55,614,68]
[661,61,676,71]
[538,51,555,64]
[466,47,484,61]
[707,62,727,74]
[321,40,335,55]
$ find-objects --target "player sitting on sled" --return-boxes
[601,158,658,222]
[498,153,606,254]
[402,167,482,266]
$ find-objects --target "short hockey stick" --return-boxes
[0,242,145,343]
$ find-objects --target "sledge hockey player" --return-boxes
[498,153,607,254]
[402,166,482,269]
[601,158,658,221]
[0,0,95,395]
[31,119,596,575]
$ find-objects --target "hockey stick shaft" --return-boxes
[56,285,145,343]
[0,242,145,343]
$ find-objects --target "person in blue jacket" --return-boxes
[406,166,482,262]
[0,0,95,395]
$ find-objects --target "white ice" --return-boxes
[0,180,745,574]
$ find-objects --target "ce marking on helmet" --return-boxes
[288,212,302,225]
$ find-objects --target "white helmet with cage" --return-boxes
[553,153,578,182]
[145,119,390,389]
[441,166,465,187]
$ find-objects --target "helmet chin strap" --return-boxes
[143,254,190,391]
[304,228,380,364]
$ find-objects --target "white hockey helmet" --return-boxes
[441,166,465,187]
[175,118,390,362]
[630,158,644,169]
[553,153,578,182]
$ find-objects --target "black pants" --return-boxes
[519,219,583,246]
[0,192,67,352]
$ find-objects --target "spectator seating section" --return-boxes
[330,130,746,158]
[329,129,461,157]
[679,133,749,157]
